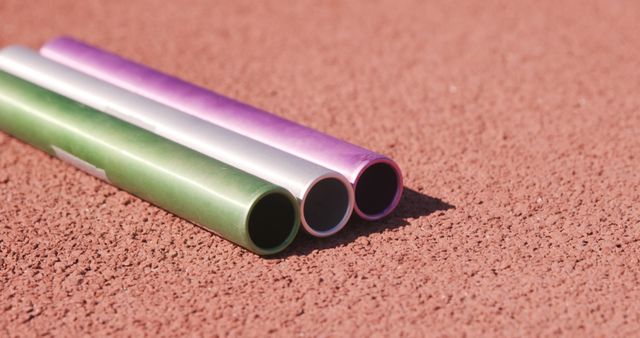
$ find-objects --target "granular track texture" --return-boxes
[1,0,640,336]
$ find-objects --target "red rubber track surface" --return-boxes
[1,0,639,336]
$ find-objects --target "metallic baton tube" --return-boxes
[40,37,403,220]
[0,46,354,237]
[0,70,299,255]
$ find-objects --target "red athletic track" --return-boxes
[1,1,639,336]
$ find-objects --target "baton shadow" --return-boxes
[275,187,454,257]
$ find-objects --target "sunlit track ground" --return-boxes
[1,0,640,336]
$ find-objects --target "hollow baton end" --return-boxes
[353,158,403,221]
